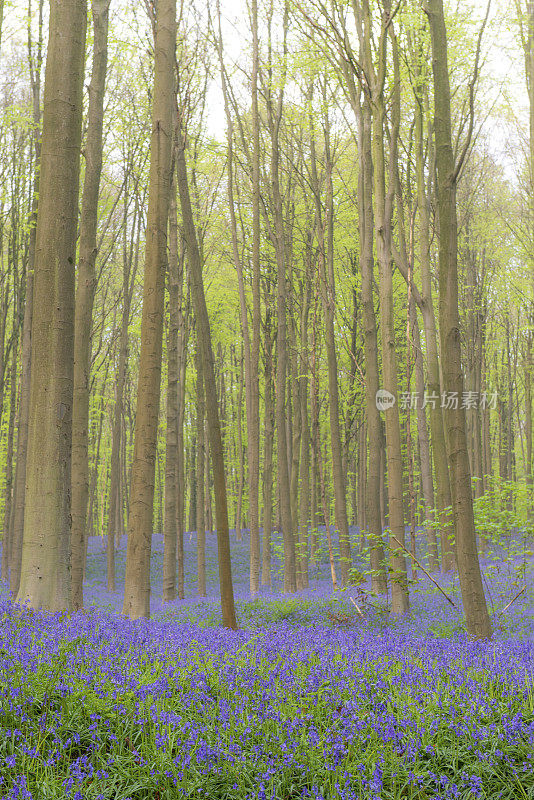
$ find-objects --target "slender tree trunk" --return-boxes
[175,282,188,598]
[357,88,387,594]
[297,278,311,590]
[9,0,44,597]
[427,0,491,639]
[309,94,352,586]
[526,328,533,518]
[248,0,262,599]
[289,300,302,581]
[411,63,455,572]
[264,5,296,593]
[412,304,439,568]
[16,0,87,612]
[235,346,244,542]
[163,172,181,603]
[2,343,18,581]
[71,0,110,609]
[262,306,274,587]
[175,112,237,629]
[371,18,408,614]
[357,419,367,539]
[188,438,196,532]
[195,339,206,597]
[311,299,337,589]
[122,0,176,619]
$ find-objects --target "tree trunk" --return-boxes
[371,18,408,614]
[526,328,533,518]
[175,277,188,599]
[2,342,18,581]
[195,339,206,597]
[234,345,244,541]
[288,299,302,582]
[163,171,181,603]
[122,0,176,619]
[411,59,455,572]
[309,92,352,586]
[411,302,439,568]
[175,112,237,629]
[262,305,274,587]
[16,0,86,612]
[9,0,44,597]
[297,277,311,590]
[71,0,110,609]
[427,0,491,639]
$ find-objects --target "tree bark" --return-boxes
[297,275,311,590]
[356,85,387,595]
[426,0,492,639]
[2,341,19,581]
[358,2,407,610]
[71,0,110,609]
[411,303,440,568]
[16,0,86,612]
[163,170,182,603]
[9,0,44,597]
[262,304,274,587]
[175,111,237,629]
[195,338,206,597]
[122,0,176,619]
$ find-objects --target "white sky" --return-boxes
[0,0,528,170]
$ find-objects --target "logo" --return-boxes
[375,389,396,411]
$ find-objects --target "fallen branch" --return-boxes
[389,535,459,611]
[498,585,527,616]
[349,597,364,618]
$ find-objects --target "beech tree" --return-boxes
[123,0,176,620]
[71,0,111,610]
[425,0,492,639]
[16,0,87,612]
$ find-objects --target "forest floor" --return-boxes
[0,528,533,799]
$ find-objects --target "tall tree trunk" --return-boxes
[175,282,189,599]
[2,342,18,581]
[358,3,407,610]
[122,0,176,619]
[526,328,532,518]
[163,172,181,603]
[234,346,244,541]
[297,276,311,590]
[309,92,352,586]
[262,305,274,587]
[248,0,262,599]
[264,4,295,593]
[9,0,44,597]
[71,0,110,609]
[188,438,196,532]
[411,303,440,568]
[357,418,367,539]
[216,2,261,592]
[16,0,86,612]
[108,199,138,591]
[427,0,491,639]
[356,87,387,595]
[175,112,237,630]
[311,298,337,589]
[412,56,455,572]
[195,339,206,597]
[288,297,302,581]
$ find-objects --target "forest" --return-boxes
[0,0,533,797]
